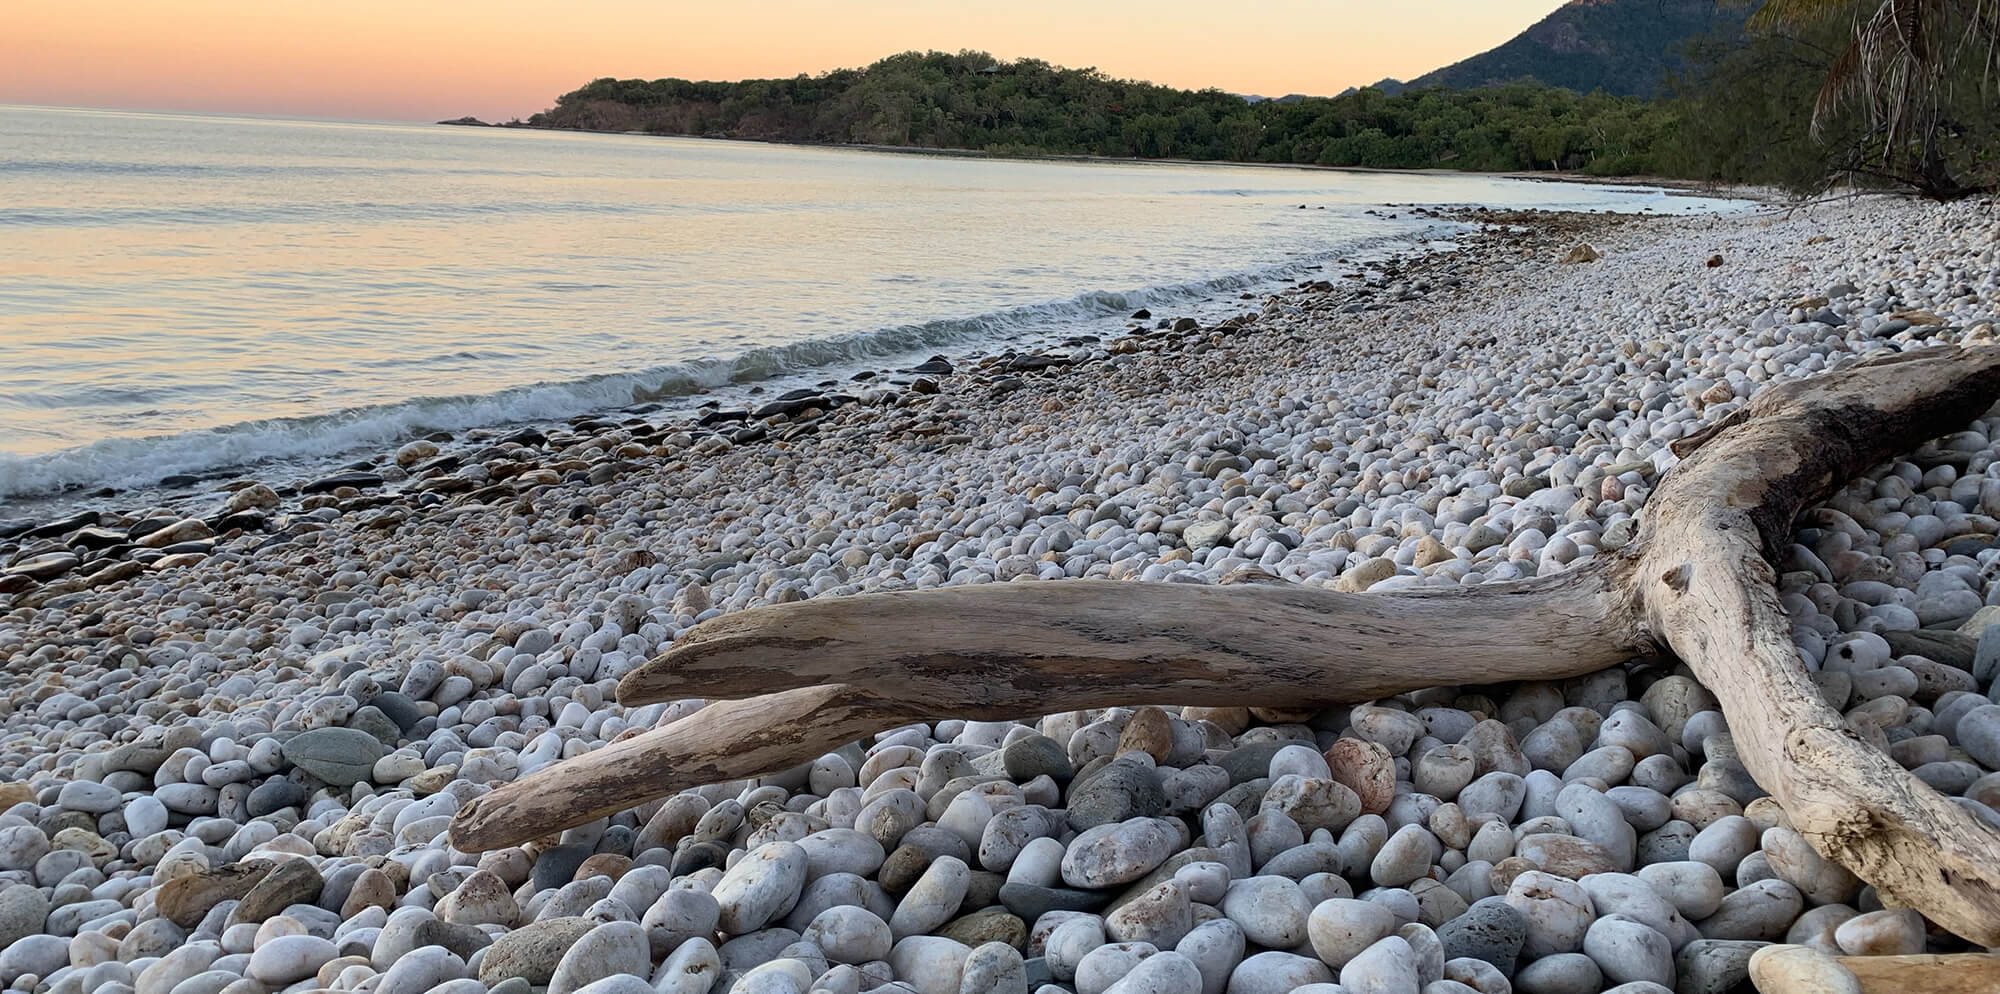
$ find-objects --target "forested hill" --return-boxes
[523,52,1674,175]
[1383,0,1753,97]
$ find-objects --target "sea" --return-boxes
[0,104,1752,506]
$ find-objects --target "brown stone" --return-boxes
[228,857,324,927]
[574,853,631,882]
[1181,707,1251,737]
[155,863,273,928]
[937,909,1028,949]
[340,868,398,918]
[1119,707,1174,762]
[1325,738,1397,816]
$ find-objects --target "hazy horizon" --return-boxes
[6,0,1570,123]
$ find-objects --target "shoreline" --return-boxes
[5,196,2000,994]
[453,120,1785,203]
[0,206,1594,536]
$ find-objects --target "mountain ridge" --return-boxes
[1369,0,1752,97]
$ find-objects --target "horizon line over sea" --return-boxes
[0,104,1752,505]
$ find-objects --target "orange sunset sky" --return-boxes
[5,1,1570,123]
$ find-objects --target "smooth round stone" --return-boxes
[889,935,973,994]
[1502,871,1594,958]
[1457,774,1526,823]
[478,917,594,985]
[1512,953,1602,994]
[568,977,656,994]
[123,796,170,838]
[1831,908,1925,956]
[1219,876,1309,949]
[651,937,723,994]
[713,842,809,935]
[1045,917,1107,983]
[1687,816,1759,879]
[1575,874,1691,948]
[1270,745,1332,781]
[1225,952,1334,994]
[1633,862,1724,922]
[1581,915,1673,988]
[893,855,971,939]
[1340,935,1418,994]
[789,826,881,881]
[960,941,1029,994]
[1106,879,1194,949]
[1306,898,1397,970]
[1175,919,1244,994]
[1696,879,1803,942]
[1065,760,1167,831]
[247,935,336,986]
[376,946,467,994]
[1673,939,1768,994]
[1760,827,1859,905]
[803,907,893,965]
[643,889,721,957]
[1004,736,1073,784]
[1746,944,1862,994]
[1261,776,1362,835]
[1442,957,1508,994]
[1102,950,1203,994]
[547,921,649,994]
[1075,941,1157,994]
[57,781,121,814]
[1555,783,1636,870]
[279,728,385,787]
[1371,825,1438,887]
[1062,820,1176,890]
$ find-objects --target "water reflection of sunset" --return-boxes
[6,0,1566,122]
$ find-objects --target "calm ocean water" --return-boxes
[0,105,1748,502]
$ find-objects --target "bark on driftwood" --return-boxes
[450,345,2000,945]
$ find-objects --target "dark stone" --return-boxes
[997,883,1112,920]
[246,778,307,818]
[1006,354,1065,372]
[531,844,595,892]
[228,858,324,926]
[1674,939,1769,994]
[216,512,268,533]
[1064,756,1167,831]
[415,918,496,959]
[1437,896,1527,976]
[367,692,424,733]
[669,840,731,878]
[302,471,385,494]
[1002,734,1073,783]
[1217,742,1289,786]
[1883,628,1977,671]
[346,706,401,747]
[24,512,99,540]
[67,527,129,551]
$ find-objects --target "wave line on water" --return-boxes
[0,224,1458,503]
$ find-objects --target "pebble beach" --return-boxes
[5,194,2000,994]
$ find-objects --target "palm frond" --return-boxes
[1752,0,1856,32]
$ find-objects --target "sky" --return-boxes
[4,0,1571,123]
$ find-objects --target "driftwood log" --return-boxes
[1752,949,2000,993]
[451,345,2000,945]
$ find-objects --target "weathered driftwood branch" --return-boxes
[1751,949,2000,994]
[451,345,2000,945]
